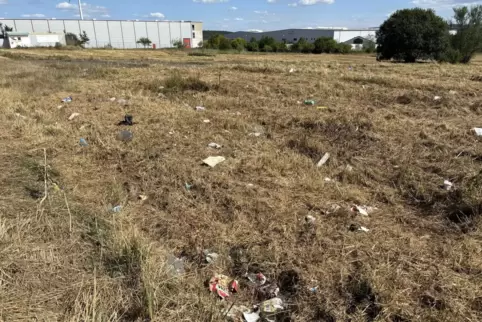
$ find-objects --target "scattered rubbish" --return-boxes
[204,250,219,264]
[209,274,239,299]
[348,66,353,71]
[359,226,370,232]
[324,177,332,182]
[243,312,261,322]
[257,281,280,300]
[443,180,453,191]
[350,224,370,232]
[297,101,302,105]
[68,113,80,121]
[167,254,185,276]
[138,194,148,201]
[246,272,267,286]
[208,142,222,149]
[15,113,27,119]
[195,106,206,111]
[316,152,330,167]
[345,164,354,172]
[117,98,129,105]
[109,97,116,102]
[434,96,442,101]
[169,131,174,135]
[304,100,315,106]
[259,298,284,321]
[203,156,226,168]
[57,105,63,109]
[185,182,193,190]
[352,205,369,217]
[305,215,316,225]
[203,119,211,123]
[473,127,482,136]
[225,305,251,322]
[79,138,88,147]
[61,96,72,103]
[117,130,133,142]
[249,132,262,137]
[111,205,122,213]
[309,286,318,293]
[247,183,254,188]
[449,90,457,95]
[316,106,329,110]
[289,68,295,73]
[118,115,134,126]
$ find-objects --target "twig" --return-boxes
[37,148,48,214]
[63,191,73,234]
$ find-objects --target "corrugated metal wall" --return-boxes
[0,19,202,49]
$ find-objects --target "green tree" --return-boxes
[258,36,276,51]
[65,31,89,48]
[363,35,377,53]
[291,38,314,53]
[376,8,449,62]
[172,39,185,49]
[79,31,90,47]
[246,38,259,52]
[231,37,247,51]
[336,43,352,54]
[313,37,338,53]
[137,37,152,48]
[449,5,482,63]
[218,36,232,50]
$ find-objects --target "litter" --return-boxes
[309,286,318,293]
[185,182,193,190]
[324,177,332,182]
[68,113,80,121]
[203,119,211,123]
[316,152,330,167]
[61,96,72,103]
[111,205,122,213]
[289,68,295,73]
[449,90,457,95]
[195,106,206,111]
[117,130,133,142]
[304,100,315,106]
[57,105,63,109]
[138,194,148,201]
[109,97,116,102]
[359,226,370,232]
[243,312,261,322]
[345,164,354,172]
[224,305,251,322]
[207,142,222,149]
[167,254,185,276]
[434,96,442,101]
[256,282,279,299]
[352,205,369,216]
[443,180,453,191]
[473,128,482,136]
[118,115,134,126]
[203,156,226,168]
[203,250,219,264]
[249,132,262,137]
[117,98,129,105]
[209,274,239,299]
[79,138,88,147]
[305,215,316,225]
[246,272,267,286]
[259,298,284,321]
[316,106,329,110]
[15,113,27,119]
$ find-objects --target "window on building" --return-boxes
[353,38,364,44]
[293,38,297,41]
[192,24,195,30]
[193,32,196,39]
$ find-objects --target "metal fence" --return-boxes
[0,19,203,49]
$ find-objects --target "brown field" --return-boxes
[0,48,481,322]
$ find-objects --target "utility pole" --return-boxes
[78,0,84,20]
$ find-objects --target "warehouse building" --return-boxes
[0,19,203,49]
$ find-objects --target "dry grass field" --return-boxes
[0,48,481,322]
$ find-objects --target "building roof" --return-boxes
[6,31,29,37]
[1,18,202,23]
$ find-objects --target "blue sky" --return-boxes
[0,0,478,31]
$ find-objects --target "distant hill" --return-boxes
[203,30,232,40]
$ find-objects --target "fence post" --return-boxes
[157,21,161,49]
[106,20,112,48]
[133,21,137,48]
[92,20,98,48]
[120,21,125,49]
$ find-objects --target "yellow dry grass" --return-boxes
[0,48,481,322]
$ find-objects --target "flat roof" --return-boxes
[0,18,202,23]
[6,31,29,36]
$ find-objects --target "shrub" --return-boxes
[313,37,338,53]
[230,38,246,51]
[137,37,152,48]
[448,5,482,64]
[163,73,210,92]
[376,8,449,62]
[336,43,353,54]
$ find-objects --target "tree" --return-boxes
[79,31,89,47]
[376,8,449,62]
[363,35,377,53]
[65,31,89,47]
[218,36,232,50]
[449,5,482,63]
[258,36,276,51]
[230,37,246,51]
[137,37,152,48]
[313,37,338,53]
[246,38,259,52]
[0,23,13,39]
[172,39,185,49]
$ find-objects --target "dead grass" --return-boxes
[0,49,481,322]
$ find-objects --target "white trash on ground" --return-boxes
[208,142,222,149]
[68,113,80,121]
[316,152,330,167]
[443,180,453,191]
[195,106,206,111]
[473,127,482,136]
[203,156,226,168]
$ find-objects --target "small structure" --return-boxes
[2,31,30,48]
[342,36,375,50]
[2,31,66,48]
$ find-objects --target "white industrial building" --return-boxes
[2,31,66,48]
[0,19,203,49]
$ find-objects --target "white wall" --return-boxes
[7,36,30,48]
[334,30,377,43]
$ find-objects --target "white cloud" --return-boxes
[0,0,8,4]
[288,3,298,6]
[290,0,334,5]
[246,29,263,32]
[267,0,276,2]
[254,10,268,14]
[101,14,110,18]
[193,0,228,3]
[235,17,243,20]
[230,6,237,10]
[56,2,109,15]
[150,12,165,18]
[21,13,45,17]
[412,0,482,6]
